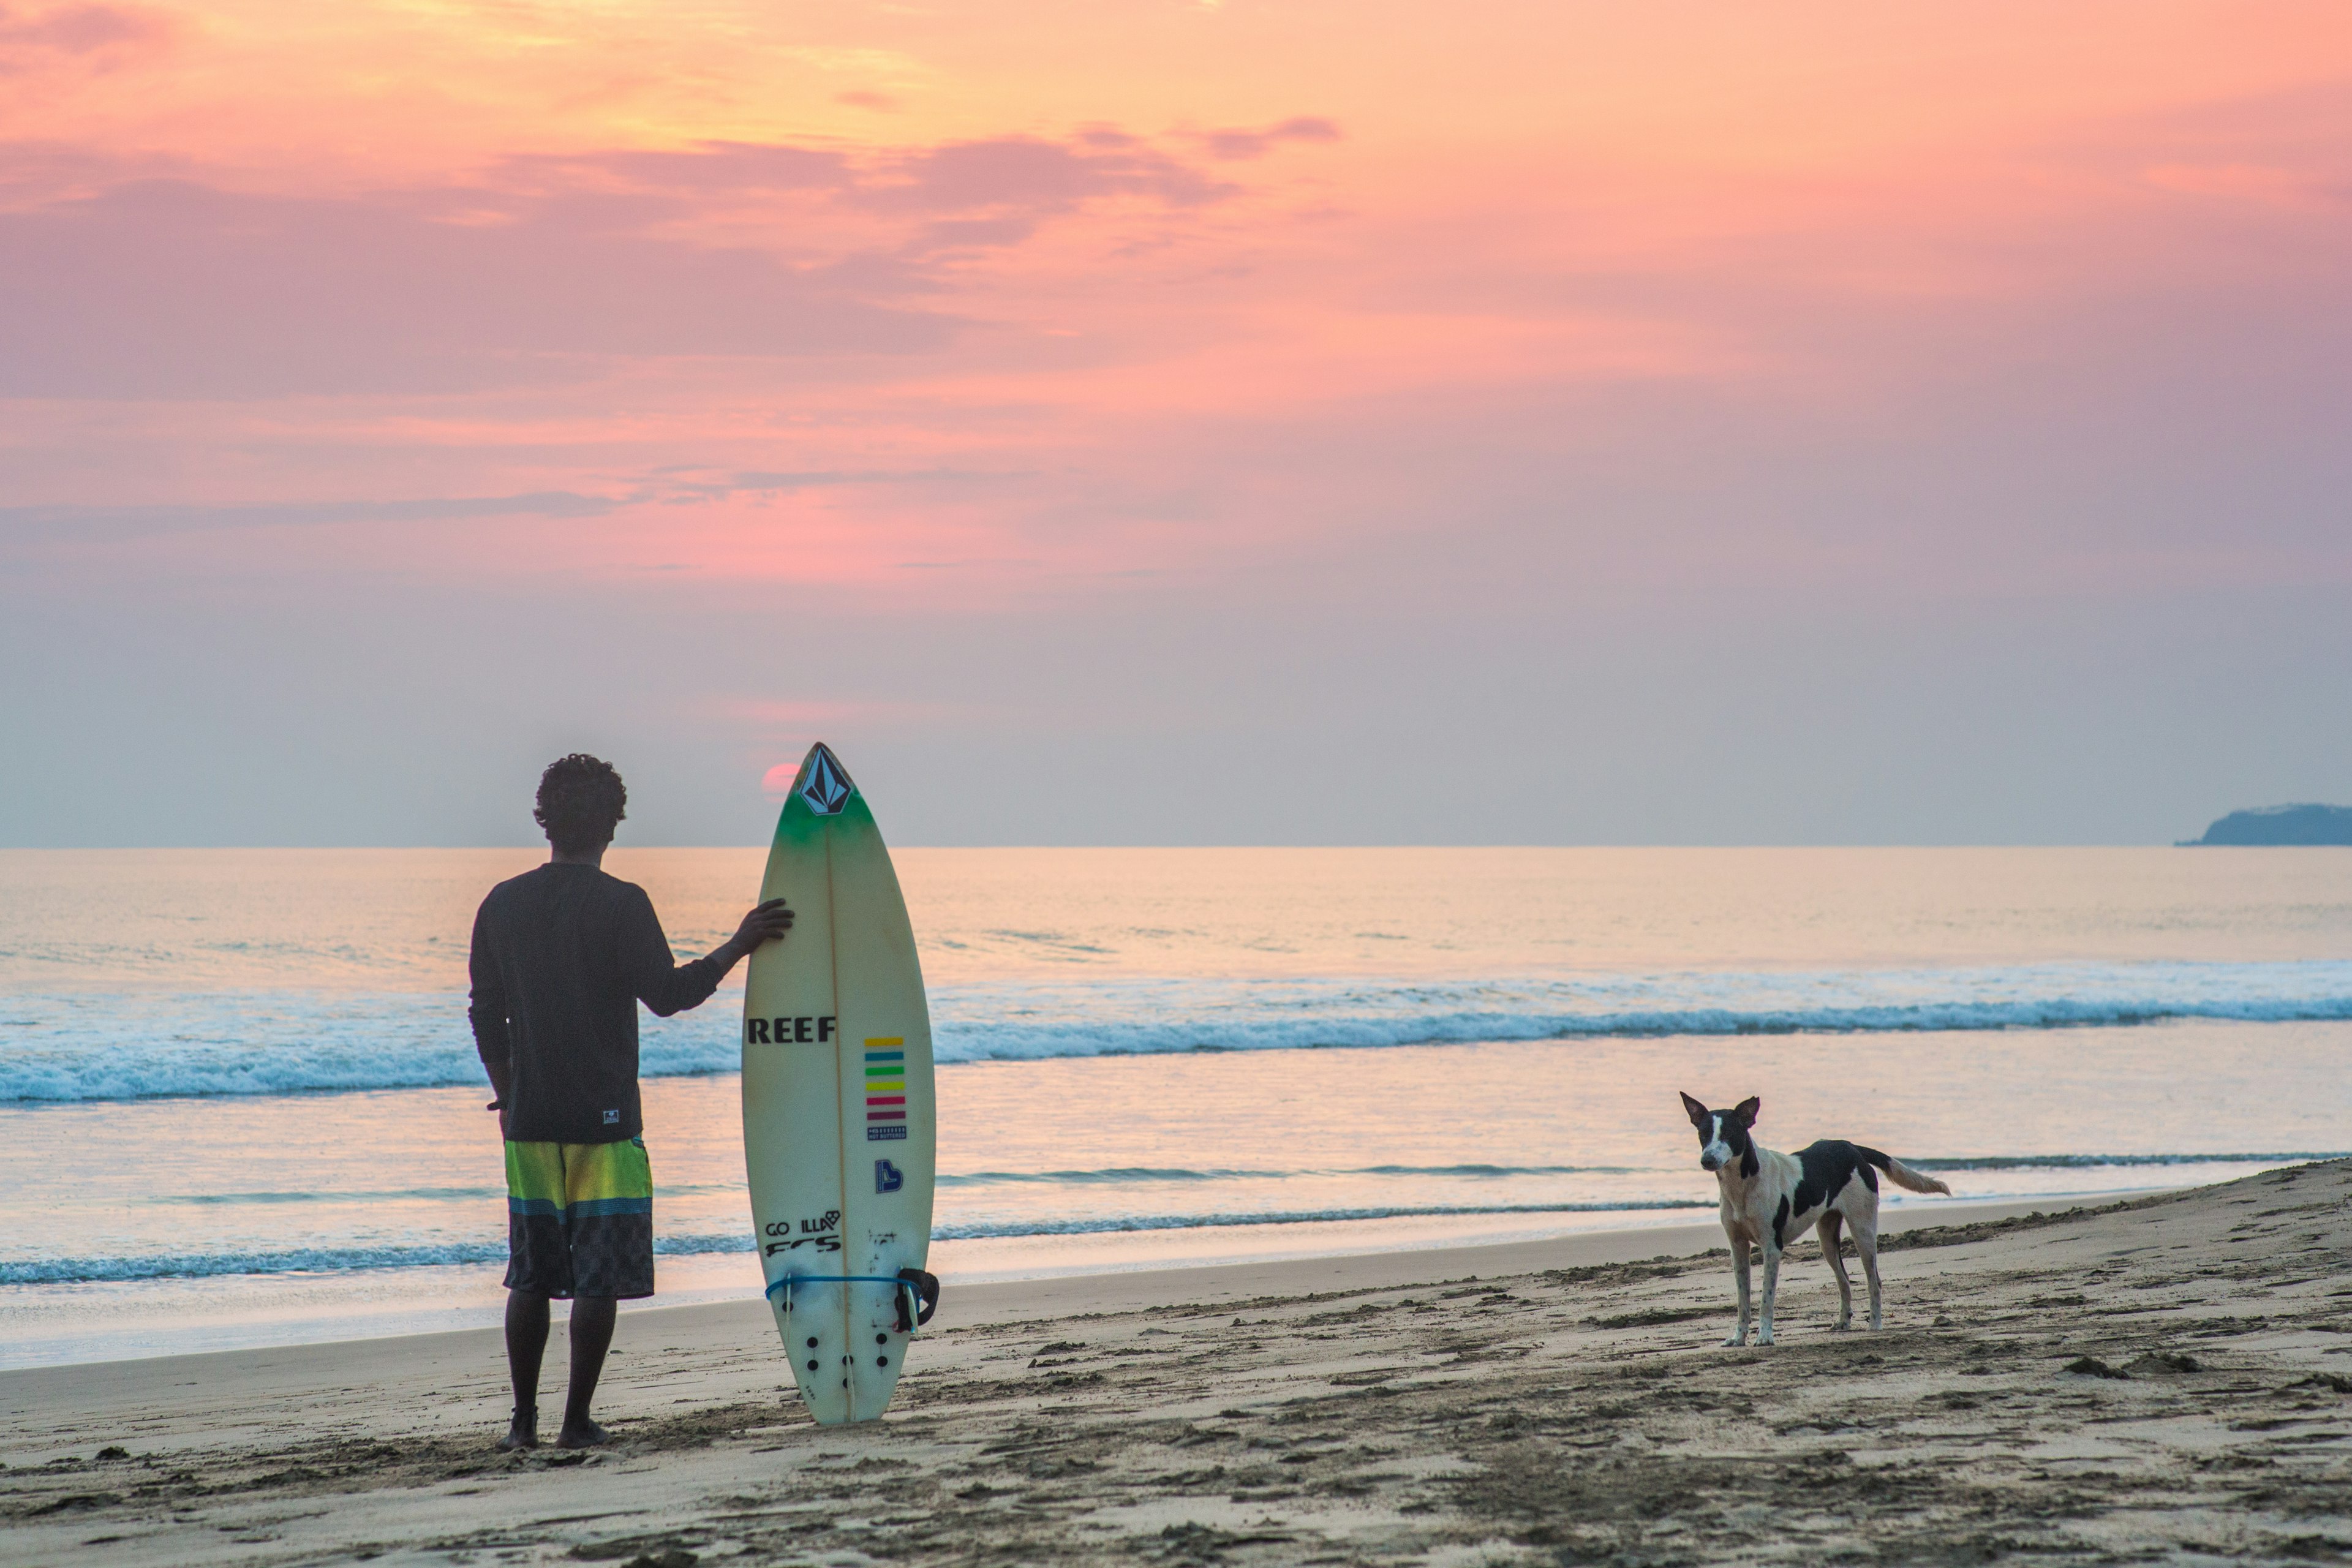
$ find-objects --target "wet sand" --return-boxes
[5,1167,2350,1566]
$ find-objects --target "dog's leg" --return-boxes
[1758,1240,1782,1347]
[1856,1215,1883,1331]
[1724,1242,1751,1347]
[1817,1213,1851,1331]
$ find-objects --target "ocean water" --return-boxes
[2,846,2348,1368]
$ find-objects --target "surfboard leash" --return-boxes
[765,1267,941,1333]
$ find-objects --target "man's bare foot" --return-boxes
[553,1419,610,1450]
[497,1408,538,1452]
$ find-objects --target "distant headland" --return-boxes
[2180,804,2352,846]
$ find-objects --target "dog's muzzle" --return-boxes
[1700,1152,1723,1172]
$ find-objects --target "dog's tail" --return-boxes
[1858,1147,1951,1196]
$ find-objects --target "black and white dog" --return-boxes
[1679,1093,1950,1346]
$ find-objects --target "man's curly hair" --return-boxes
[534,754,627,854]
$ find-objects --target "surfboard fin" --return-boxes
[896,1267,941,1333]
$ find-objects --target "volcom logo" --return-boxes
[602,1108,619,1125]
[800,744,853,815]
[875,1159,904,1194]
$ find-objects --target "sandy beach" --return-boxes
[6,1166,2350,1566]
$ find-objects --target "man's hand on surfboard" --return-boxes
[722,898,795,963]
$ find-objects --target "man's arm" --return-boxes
[468,907,514,1125]
[482,1055,514,1121]
[622,893,794,1017]
[710,898,795,968]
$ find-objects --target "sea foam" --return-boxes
[4,960,2351,1102]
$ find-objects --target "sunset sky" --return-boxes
[5,0,2348,845]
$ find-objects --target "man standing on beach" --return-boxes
[470,753,793,1451]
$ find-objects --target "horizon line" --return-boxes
[0,842,2310,853]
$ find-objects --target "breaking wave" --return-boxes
[11,1149,2340,1286]
[4,959,2350,1102]
[0,1199,1719,1285]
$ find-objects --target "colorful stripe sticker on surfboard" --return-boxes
[865,1039,907,1137]
[740,742,937,1425]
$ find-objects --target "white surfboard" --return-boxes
[741,743,937,1425]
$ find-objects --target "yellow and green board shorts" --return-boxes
[503,1137,655,1300]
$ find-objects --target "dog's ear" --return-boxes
[1678,1091,1709,1128]
[1732,1096,1760,1126]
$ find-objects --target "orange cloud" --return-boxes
[4,0,2350,612]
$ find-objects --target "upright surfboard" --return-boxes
[742,743,937,1425]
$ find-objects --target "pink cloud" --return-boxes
[856,135,1235,215]
[0,2,172,75]
[2142,161,2346,211]
[4,9,2346,622]
[716,699,911,726]
[0,1,166,51]
[1200,117,1343,161]
[502,141,850,196]
[0,117,1324,399]
[0,175,949,397]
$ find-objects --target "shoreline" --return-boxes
[2,1189,2157,1378]
[13,1014,2350,1379]
[10,1196,2131,1437]
[5,1166,2348,1564]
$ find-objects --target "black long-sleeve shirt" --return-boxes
[469,864,725,1144]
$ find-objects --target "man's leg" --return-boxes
[502,1140,573,1450]
[501,1289,551,1450]
[554,1136,652,1448]
[557,1295,617,1448]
